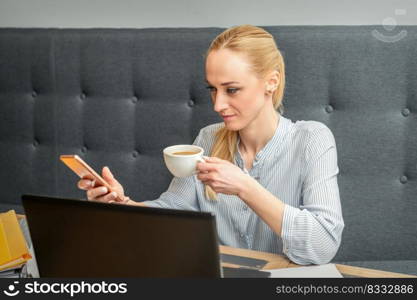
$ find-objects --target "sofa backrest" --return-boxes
[0,27,416,262]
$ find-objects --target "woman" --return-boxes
[78,25,344,265]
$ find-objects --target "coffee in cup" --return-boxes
[163,145,205,177]
[172,151,200,156]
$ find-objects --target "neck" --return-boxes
[238,104,279,155]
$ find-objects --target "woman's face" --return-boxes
[205,49,270,131]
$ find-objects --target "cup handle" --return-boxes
[194,156,207,175]
[197,156,208,163]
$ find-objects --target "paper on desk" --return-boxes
[269,264,343,278]
[19,218,39,278]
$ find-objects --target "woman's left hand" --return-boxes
[196,157,251,196]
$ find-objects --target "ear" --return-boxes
[265,70,280,94]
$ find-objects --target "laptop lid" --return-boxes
[21,194,221,278]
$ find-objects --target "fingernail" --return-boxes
[100,187,108,193]
[111,192,117,198]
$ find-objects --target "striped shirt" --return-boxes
[142,114,344,265]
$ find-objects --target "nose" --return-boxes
[213,93,229,113]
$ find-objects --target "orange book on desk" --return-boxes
[0,210,32,271]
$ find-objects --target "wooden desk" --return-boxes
[220,245,417,278]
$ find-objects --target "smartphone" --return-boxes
[60,154,124,202]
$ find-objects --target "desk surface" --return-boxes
[220,245,417,278]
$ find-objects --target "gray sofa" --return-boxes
[0,26,416,275]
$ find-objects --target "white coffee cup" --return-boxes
[163,145,205,177]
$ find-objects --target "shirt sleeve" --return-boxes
[140,131,204,211]
[281,125,345,265]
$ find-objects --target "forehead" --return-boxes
[205,49,254,83]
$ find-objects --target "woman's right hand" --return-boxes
[77,166,127,204]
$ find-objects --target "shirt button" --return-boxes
[402,108,410,117]
[325,105,334,113]
[243,205,248,211]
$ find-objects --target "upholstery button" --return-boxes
[80,93,86,100]
[325,105,334,113]
[33,140,39,147]
[402,108,410,117]
[32,91,37,98]
[81,146,87,153]
[132,96,138,104]
[188,99,195,107]
[400,175,408,184]
[132,150,139,158]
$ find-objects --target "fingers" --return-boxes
[196,156,229,171]
[204,156,223,163]
[96,191,119,203]
[102,166,119,186]
[109,196,129,205]
[78,179,95,190]
[103,166,113,176]
[197,172,215,183]
[87,186,110,201]
[196,157,222,180]
[196,161,218,172]
[79,173,97,191]
[77,166,123,204]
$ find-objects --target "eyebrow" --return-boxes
[205,80,240,86]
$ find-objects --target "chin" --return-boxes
[223,121,244,131]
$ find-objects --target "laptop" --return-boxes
[21,194,222,278]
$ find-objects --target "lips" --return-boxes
[221,114,236,121]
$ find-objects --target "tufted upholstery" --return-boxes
[0,27,416,274]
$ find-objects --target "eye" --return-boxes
[206,85,216,93]
[227,88,240,94]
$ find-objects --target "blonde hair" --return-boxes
[205,25,286,200]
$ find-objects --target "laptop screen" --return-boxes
[22,195,221,278]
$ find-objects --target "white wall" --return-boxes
[0,0,416,28]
